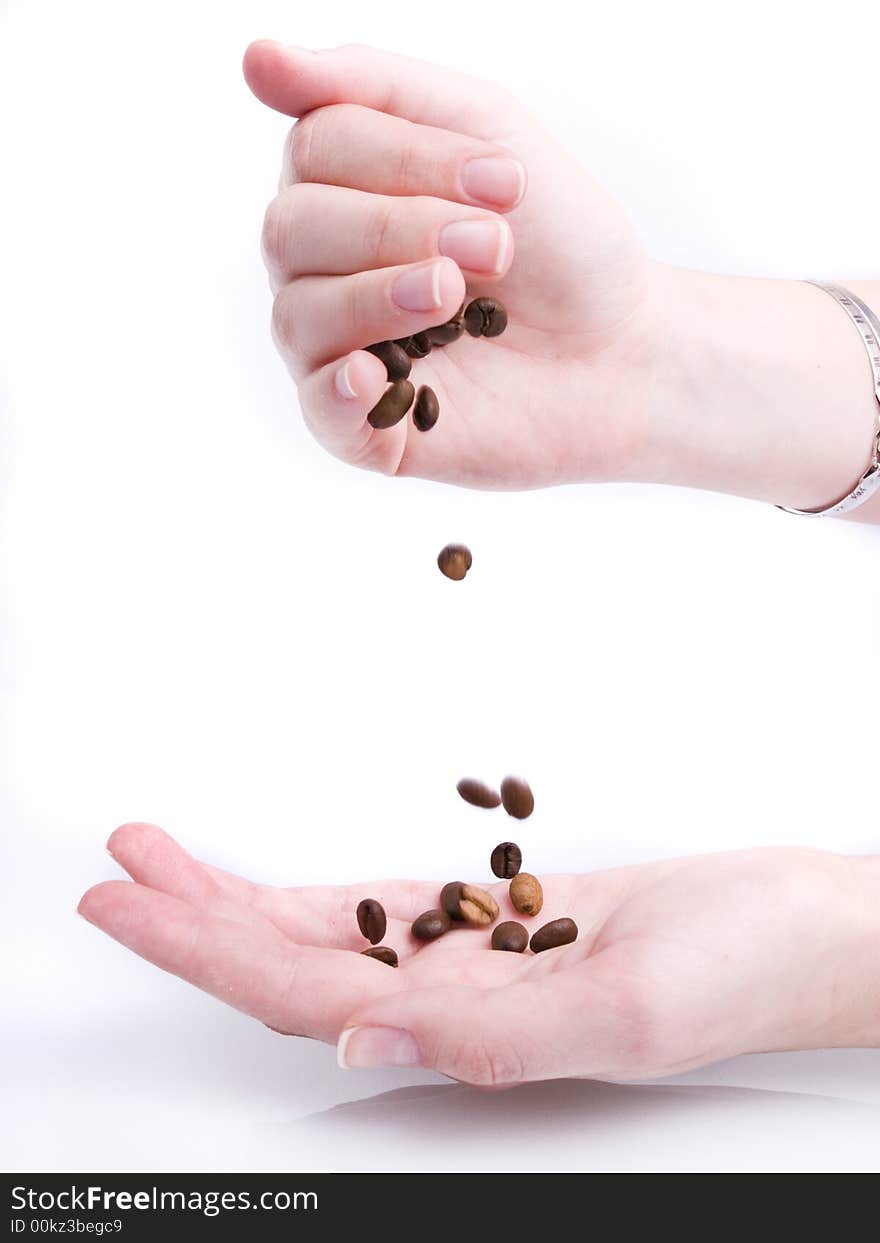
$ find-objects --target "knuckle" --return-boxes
[270,286,295,350]
[288,112,320,183]
[449,1034,526,1088]
[260,193,287,270]
[363,198,398,263]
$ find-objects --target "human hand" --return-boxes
[78,824,880,1085]
[244,40,652,488]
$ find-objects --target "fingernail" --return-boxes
[337,1026,423,1070]
[438,219,511,275]
[334,360,358,400]
[461,157,526,208]
[391,260,445,312]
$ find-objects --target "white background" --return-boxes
[2,0,880,1173]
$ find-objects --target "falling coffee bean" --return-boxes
[412,909,452,941]
[491,921,528,953]
[490,841,522,879]
[366,340,412,382]
[440,881,499,927]
[403,332,431,359]
[464,297,508,339]
[367,379,415,429]
[413,385,440,432]
[356,898,387,945]
[509,872,543,917]
[530,917,578,954]
[361,946,399,967]
[500,776,534,820]
[456,778,501,809]
[437,544,472,581]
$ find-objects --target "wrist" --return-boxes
[634,265,879,513]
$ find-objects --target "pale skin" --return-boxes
[78,42,880,1084]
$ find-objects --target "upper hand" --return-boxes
[244,41,654,488]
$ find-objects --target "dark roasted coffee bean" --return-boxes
[509,872,543,916]
[491,921,528,953]
[361,946,399,967]
[366,340,412,382]
[356,898,387,945]
[464,296,508,338]
[426,319,465,346]
[440,881,499,927]
[394,336,412,352]
[437,543,472,580]
[490,841,522,879]
[456,777,501,809]
[530,917,578,954]
[367,380,415,429]
[411,909,452,941]
[404,331,431,358]
[500,775,534,819]
[413,385,439,432]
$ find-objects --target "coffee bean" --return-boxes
[367,379,415,429]
[366,340,412,382]
[412,909,452,941]
[491,921,528,953]
[530,917,578,954]
[509,872,543,917]
[490,841,522,879]
[456,778,501,809]
[500,775,534,820]
[413,385,440,432]
[403,331,431,358]
[356,898,387,945]
[426,313,465,346]
[440,881,499,927]
[464,297,508,339]
[437,544,472,581]
[361,946,399,967]
[440,881,467,921]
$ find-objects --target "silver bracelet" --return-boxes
[777,281,880,517]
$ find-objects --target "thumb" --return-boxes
[242,40,511,139]
[336,961,642,1086]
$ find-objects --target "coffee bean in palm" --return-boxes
[367,379,415,429]
[490,841,522,879]
[413,385,439,432]
[411,909,452,941]
[361,946,399,967]
[426,318,465,347]
[440,881,498,926]
[403,331,431,359]
[491,921,528,953]
[530,917,578,954]
[366,340,412,382]
[356,898,387,945]
[464,297,508,339]
[500,775,534,819]
[509,872,543,916]
[437,543,472,580]
[456,777,501,809]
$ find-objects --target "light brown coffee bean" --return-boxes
[361,946,399,967]
[456,778,501,809]
[413,385,439,432]
[491,921,528,952]
[356,898,387,945]
[437,544,472,580]
[490,841,522,878]
[500,775,534,820]
[440,881,499,926]
[411,909,452,941]
[367,379,415,429]
[509,872,543,917]
[530,918,578,954]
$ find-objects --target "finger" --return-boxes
[337,952,642,1084]
[280,105,526,211]
[78,881,403,1041]
[243,40,514,139]
[263,184,514,286]
[292,349,402,475]
[272,257,466,376]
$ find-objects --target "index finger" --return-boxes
[243,41,513,139]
